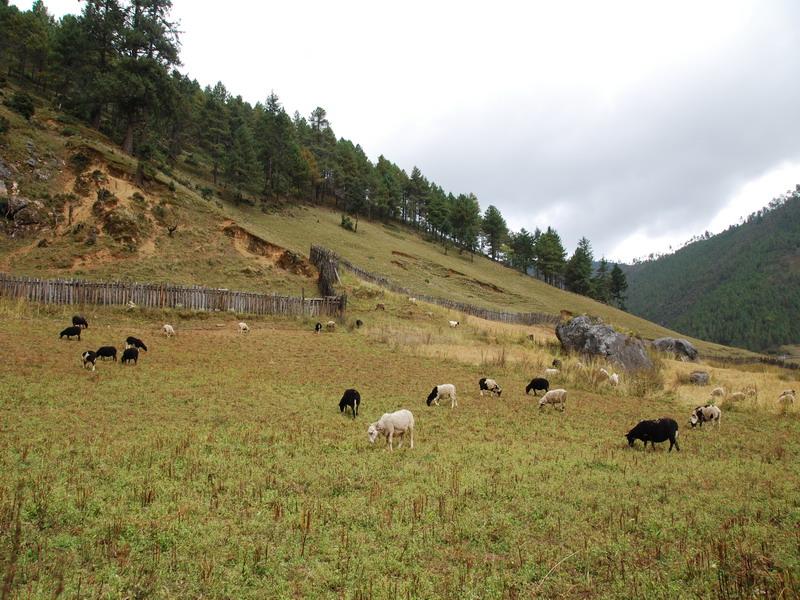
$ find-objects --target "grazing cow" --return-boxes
[526,378,549,396]
[238,322,250,334]
[339,389,361,418]
[314,322,322,334]
[538,389,567,411]
[162,324,176,337]
[478,378,502,397]
[367,409,414,451]
[626,418,680,452]
[60,326,82,340]
[125,336,148,351]
[120,347,139,365]
[96,346,117,361]
[689,405,721,428]
[427,384,457,408]
[448,320,460,328]
[72,315,89,329]
[81,350,97,371]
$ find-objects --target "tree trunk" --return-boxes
[122,121,135,155]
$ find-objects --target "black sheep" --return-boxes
[96,346,118,361]
[72,315,89,329]
[81,350,97,371]
[626,418,680,452]
[339,388,361,418]
[60,326,82,340]
[525,377,549,396]
[121,347,139,365]
[355,319,363,328]
[126,336,148,351]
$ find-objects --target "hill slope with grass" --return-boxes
[0,85,755,359]
[625,189,800,352]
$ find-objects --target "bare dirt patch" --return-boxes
[222,222,317,277]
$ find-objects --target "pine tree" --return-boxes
[565,237,594,295]
[534,227,567,285]
[481,205,508,260]
[592,257,611,303]
[610,264,628,309]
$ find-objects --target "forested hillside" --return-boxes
[625,188,800,351]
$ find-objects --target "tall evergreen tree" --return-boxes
[565,237,594,295]
[610,264,628,309]
[481,205,508,260]
[592,257,611,303]
[449,193,482,254]
[534,227,567,284]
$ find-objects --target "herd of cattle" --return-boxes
[60,313,796,452]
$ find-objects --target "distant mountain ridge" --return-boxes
[624,188,800,351]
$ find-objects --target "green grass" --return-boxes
[0,300,798,598]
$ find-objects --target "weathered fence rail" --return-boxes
[310,245,559,327]
[0,272,346,318]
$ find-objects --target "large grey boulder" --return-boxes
[7,196,48,226]
[555,315,654,372]
[652,337,699,361]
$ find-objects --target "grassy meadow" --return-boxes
[0,295,798,599]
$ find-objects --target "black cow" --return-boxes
[72,315,89,329]
[96,346,118,361]
[121,347,139,365]
[626,418,680,452]
[339,388,361,418]
[525,377,549,396]
[60,326,82,340]
[125,336,148,351]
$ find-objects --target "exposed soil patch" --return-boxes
[391,260,408,270]
[392,250,417,259]
[222,222,316,278]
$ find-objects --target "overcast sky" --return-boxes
[17,0,800,261]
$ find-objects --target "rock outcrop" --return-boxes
[652,337,699,361]
[555,315,654,372]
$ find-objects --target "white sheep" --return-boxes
[448,320,460,328]
[710,387,725,398]
[238,322,250,333]
[162,324,176,337]
[426,384,457,408]
[367,409,414,451]
[326,320,336,332]
[479,378,502,397]
[609,373,620,386]
[781,389,796,399]
[408,297,417,304]
[778,393,795,406]
[598,368,610,379]
[690,405,721,428]
[538,388,567,411]
[544,368,559,377]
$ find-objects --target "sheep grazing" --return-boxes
[162,324,176,337]
[339,388,361,418]
[778,393,795,406]
[355,319,364,328]
[408,297,417,304]
[96,346,117,361]
[426,384,457,408]
[609,373,620,386]
[367,409,414,451]
[525,377,549,396]
[125,336,148,351]
[81,350,97,371]
[690,405,721,428]
[544,368,559,377]
[478,377,502,397]
[326,320,336,332]
[314,322,322,334]
[538,388,567,411]
[60,326,82,340]
[238,322,250,334]
[598,368,610,379]
[727,392,746,402]
[120,347,139,365]
[625,418,680,452]
[552,359,562,369]
[710,387,725,398]
[781,389,796,399]
[448,320,460,328]
[72,315,89,329]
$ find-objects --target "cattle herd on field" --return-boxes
[60,314,797,452]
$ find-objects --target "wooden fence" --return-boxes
[0,273,347,318]
[310,245,559,327]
